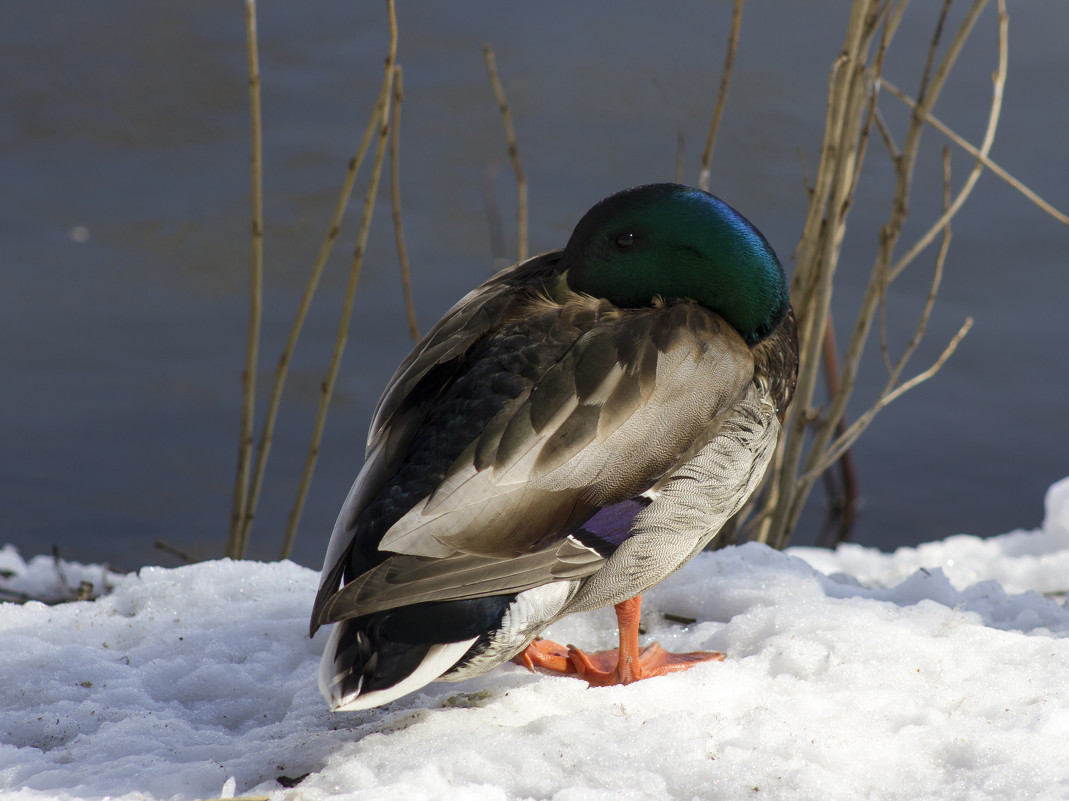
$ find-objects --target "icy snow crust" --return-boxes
[2,478,1068,801]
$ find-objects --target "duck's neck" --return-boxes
[751,307,798,421]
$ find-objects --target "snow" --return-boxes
[2,479,1068,801]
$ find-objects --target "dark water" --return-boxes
[3,2,1066,572]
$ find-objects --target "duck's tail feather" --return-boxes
[318,617,477,711]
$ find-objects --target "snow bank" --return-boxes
[1,478,1067,801]
[792,476,1069,596]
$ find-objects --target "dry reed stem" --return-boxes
[782,0,995,540]
[698,0,744,191]
[817,311,860,544]
[155,540,196,563]
[764,0,888,544]
[888,0,1007,281]
[880,143,953,377]
[780,0,993,539]
[872,106,900,159]
[235,0,399,559]
[483,44,527,263]
[880,78,1069,228]
[821,2,974,414]
[812,7,896,535]
[801,318,973,484]
[280,63,397,560]
[801,0,961,449]
[389,65,420,343]
[821,147,957,484]
[226,0,264,558]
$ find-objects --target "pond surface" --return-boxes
[3,1,1067,571]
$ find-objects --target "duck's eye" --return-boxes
[615,232,636,249]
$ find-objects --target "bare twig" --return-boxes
[389,65,420,343]
[800,317,973,483]
[237,0,400,558]
[698,0,744,191]
[765,1,891,545]
[882,146,954,375]
[757,0,1004,548]
[483,43,528,263]
[51,544,70,588]
[226,0,264,558]
[880,77,1069,228]
[816,312,860,546]
[872,107,900,159]
[155,540,197,563]
[778,0,993,541]
[280,64,397,560]
[889,0,1008,281]
[836,146,957,486]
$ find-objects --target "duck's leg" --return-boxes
[514,595,723,686]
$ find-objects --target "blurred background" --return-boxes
[3,1,1066,571]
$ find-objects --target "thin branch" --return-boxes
[787,49,849,300]
[840,7,894,223]
[389,65,420,343]
[818,311,860,544]
[883,146,953,385]
[900,146,954,364]
[767,1,889,544]
[820,7,892,427]
[483,44,527,263]
[238,0,399,558]
[155,540,197,564]
[879,79,1069,228]
[915,0,953,112]
[800,316,973,484]
[698,0,744,191]
[785,0,991,537]
[872,107,900,159]
[889,0,1007,281]
[226,0,264,559]
[878,241,892,373]
[279,64,397,561]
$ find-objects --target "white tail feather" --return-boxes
[319,624,478,711]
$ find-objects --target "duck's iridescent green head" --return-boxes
[562,183,789,344]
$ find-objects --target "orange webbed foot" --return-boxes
[513,637,577,675]
[512,595,724,687]
[566,641,724,686]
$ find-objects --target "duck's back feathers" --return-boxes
[312,258,755,636]
[311,252,567,624]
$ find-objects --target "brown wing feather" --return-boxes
[368,252,567,455]
[319,536,604,622]
[313,252,567,617]
[377,297,755,560]
[315,267,756,626]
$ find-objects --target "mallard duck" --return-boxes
[311,183,798,710]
